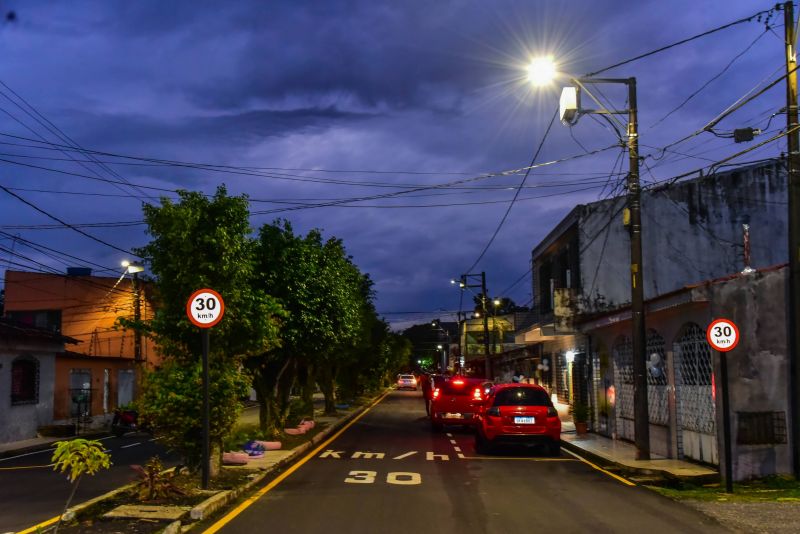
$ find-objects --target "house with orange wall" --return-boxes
[3,269,161,426]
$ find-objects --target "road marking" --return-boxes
[453,446,462,452]
[426,452,449,461]
[16,514,61,534]
[449,439,457,445]
[465,456,578,461]
[203,390,391,534]
[446,433,453,437]
[148,438,157,442]
[319,450,344,459]
[392,451,417,460]
[0,448,54,462]
[351,451,385,460]
[344,470,377,484]
[457,453,465,459]
[563,449,636,486]
[120,442,141,449]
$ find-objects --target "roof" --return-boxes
[0,318,79,344]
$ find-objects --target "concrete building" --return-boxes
[517,158,792,475]
[0,319,77,443]
[3,269,161,428]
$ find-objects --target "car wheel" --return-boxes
[475,432,491,454]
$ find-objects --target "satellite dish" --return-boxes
[560,86,580,126]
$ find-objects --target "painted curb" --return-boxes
[560,437,719,484]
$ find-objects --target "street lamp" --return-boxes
[122,260,144,363]
[529,57,650,460]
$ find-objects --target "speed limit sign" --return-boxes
[186,288,225,328]
[706,318,739,352]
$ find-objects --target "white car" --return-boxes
[396,374,418,390]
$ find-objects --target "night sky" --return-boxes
[0,1,788,329]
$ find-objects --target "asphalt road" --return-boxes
[0,432,177,533]
[206,390,728,534]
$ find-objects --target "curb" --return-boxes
[560,437,719,485]
[185,390,390,528]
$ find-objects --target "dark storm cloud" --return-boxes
[0,0,785,329]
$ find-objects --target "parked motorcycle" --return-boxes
[111,408,141,437]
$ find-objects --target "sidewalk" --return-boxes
[554,401,718,483]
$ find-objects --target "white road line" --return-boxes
[393,451,418,460]
[446,433,453,437]
[120,442,141,449]
[449,439,457,445]
[453,446,461,452]
[0,448,54,462]
[98,436,116,441]
[148,438,157,442]
[457,453,465,459]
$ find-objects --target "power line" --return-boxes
[463,108,559,273]
[585,6,779,77]
[0,185,137,256]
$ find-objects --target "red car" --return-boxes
[474,383,561,455]
[429,376,488,431]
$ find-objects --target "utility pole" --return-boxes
[481,271,492,380]
[133,271,142,363]
[784,0,800,478]
[626,77,650,461]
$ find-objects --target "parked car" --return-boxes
[396,374,418,390]
[474,383,561,455]
[429,376,486,431]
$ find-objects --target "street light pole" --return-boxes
[481,271,491,380]
[540,64,650,459]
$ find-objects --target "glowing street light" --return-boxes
[529,56,650,461]
[527,55,556,86]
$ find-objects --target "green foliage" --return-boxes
[136,186,284,362]
[131,456,186,501]
[572,401,590,423]
[139,359,250,468]
[135,187,284,469]
[51,439,111,482]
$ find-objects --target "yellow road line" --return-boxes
[464,456,578,461]
[16,513,61,534]
[0,463,54,471]
[563,448,636,486]
[203,390,391,534]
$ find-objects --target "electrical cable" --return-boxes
[0,185,137,256]
[463,108,559,273]
[585,6,779,77]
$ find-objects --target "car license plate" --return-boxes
[443,412,462,419]
[514,416,535,424]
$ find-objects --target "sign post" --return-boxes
[186,288,225,490]
[706,318,740,494]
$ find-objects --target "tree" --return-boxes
[135,187,283,471]
[51,439,111,532]
[253,221,373,423]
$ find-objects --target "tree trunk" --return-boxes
[54,474,82,533]
[276,359,297,429]
[250,356,292,438]
[298,361,315,420]
[317,364,338,415]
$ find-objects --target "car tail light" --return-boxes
[433,388,440,399]
[472,388,483,401]
[452,378,465,386]
[547,406,558,417]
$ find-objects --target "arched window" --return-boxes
[11,357,40,405]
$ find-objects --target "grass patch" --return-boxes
[650,475,800,502]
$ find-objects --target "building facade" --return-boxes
[3,269,160,427]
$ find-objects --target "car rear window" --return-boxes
[399,375,414,379]
[492,388,550,407]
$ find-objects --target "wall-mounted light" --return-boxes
[565,350,576,364]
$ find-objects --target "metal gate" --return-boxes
[612,335,634,441]
[674,323,718,464]
[647,330,669,426]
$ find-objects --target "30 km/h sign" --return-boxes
[186,288,225,328]
[706,318,739,352]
